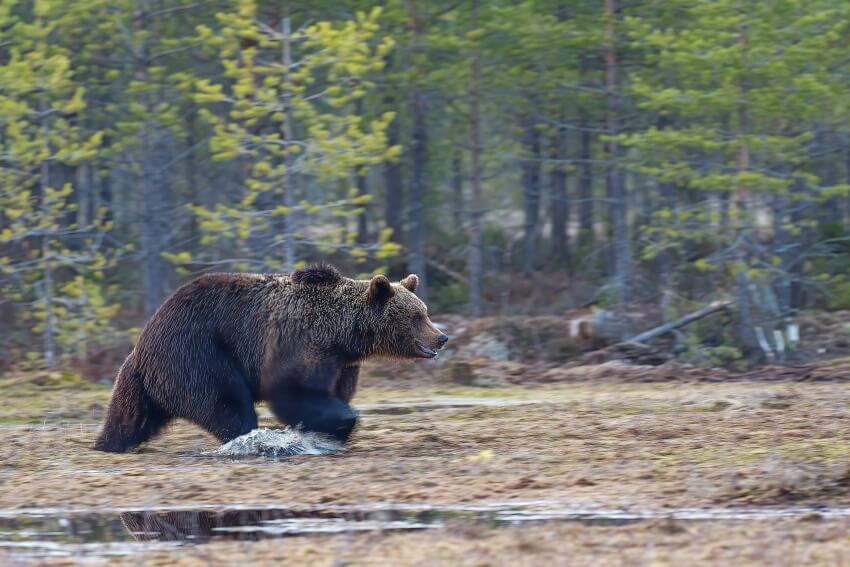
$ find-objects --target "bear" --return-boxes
[92,263,448,452]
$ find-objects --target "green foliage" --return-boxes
[824,276,850,311]
[183,3,400,272]
[623,0,850,273]
[4,0,850,371]
[679,338,745,371]
[0,0,120,368]
[428,282,468,314]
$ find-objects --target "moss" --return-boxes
[0,371,111,424]
[771,440,850,462]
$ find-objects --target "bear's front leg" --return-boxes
[269,389,358,443]
[334,364,360,403]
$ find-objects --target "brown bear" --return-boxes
[93,263,448,452]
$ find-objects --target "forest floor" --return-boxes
[2,365,850,564]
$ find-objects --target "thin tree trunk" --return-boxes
[787,178,806,309]
[136,2,171,316]
[75,165,91,228]
[656,179,674,293]
[383,59,404,244]
[629,300,732,343]
[772,192,791,317]
[186,107,200,251]
[408,96,428,299]
[552,0,570,268]
[846,140,850,229]
[733,29,757,354]
[604,0,632,304]
[356,172,369,244]
[42,238,55,368]
[467,0,483,316]
[550,124,569,264]
[40,101,55,368]
[521,116,542,274]
[407,1,428,300]
[282,16,296,272]
[578,113,594,248]
[354,98,370,244]
[100,137,113,224]
[140,125,170,316]
[452,153,464,229]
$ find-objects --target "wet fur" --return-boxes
[93,267,443,452]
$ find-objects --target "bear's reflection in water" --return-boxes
[119,508,429,542]
[121,509,307,542]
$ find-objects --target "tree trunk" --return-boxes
[772,192,792,317]
[100,137,113,224]
[383,59,404,244]
[550,124,569,264]
[356,171,369,244]
[521,116,541,274]
[355,98,369,244]
[467,0,483,316]
[136,2,171,316]
[451,153,464,229]
[578,113,594,248]
[75,165,91,228]
[42,238,55,368]
[281,16,296,272]
[40,103,55,368]
[733,29,757,353]
[185,107,200,251]
[787,178,807,309]
[407,1,428,300]
[604,0,632,304]
[629,300,732,343]
[139,124,171,317]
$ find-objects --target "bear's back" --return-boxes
[131,273,289,376]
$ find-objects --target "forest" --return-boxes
[2,0,850,371]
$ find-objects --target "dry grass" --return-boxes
[3,370,850,564]
[2,377,850,511]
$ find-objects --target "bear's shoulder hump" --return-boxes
[291,262,342,286]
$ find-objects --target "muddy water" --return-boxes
[2,501,849,562]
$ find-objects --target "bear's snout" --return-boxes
[437,333,449,348]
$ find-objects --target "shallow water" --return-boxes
[2,500,849,561]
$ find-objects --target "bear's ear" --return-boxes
[368,274,395,304]
[400,274,419,293]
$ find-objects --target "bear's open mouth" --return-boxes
[415,340,438,359]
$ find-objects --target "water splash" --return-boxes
[204,427,345,458]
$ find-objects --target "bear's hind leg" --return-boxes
[157,341,258,445]
[93,367,170,453]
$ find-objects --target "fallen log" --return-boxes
[628,300,733,344]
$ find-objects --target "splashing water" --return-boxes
[204,427,345,458]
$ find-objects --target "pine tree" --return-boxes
[185,2,400,274]
[622,0,850,354]
[0,0,110,367]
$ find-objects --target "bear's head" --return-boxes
[291,263,449,360]
[364,273,449,360]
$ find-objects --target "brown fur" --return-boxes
[93,265,447,452]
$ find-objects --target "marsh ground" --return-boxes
[2,367,850,564]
